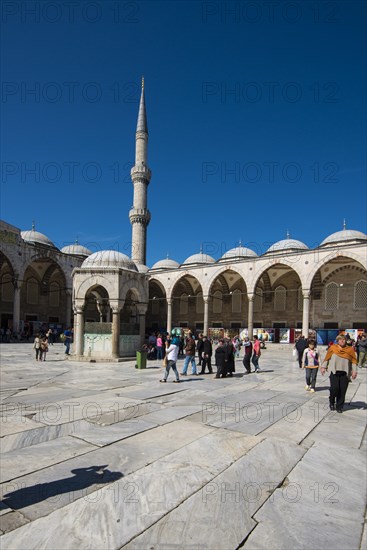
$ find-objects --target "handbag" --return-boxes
[162,355,168,367]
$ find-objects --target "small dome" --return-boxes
[221,246,258,260]
[266,239,309,253]
[82,250,137,271]
[21,229,55,248]
[320,229,367,246]
[60,244,92,257]
[151,258,180,270]
[136,264,149,273]
[183,253,216,265]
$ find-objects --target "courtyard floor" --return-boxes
[0,343,366,550]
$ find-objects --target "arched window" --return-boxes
[297,287,303,311]
[274,285,286,311]
[254,289,263,312]
[27,278,39,305]
[1,274,14,302]
[354,280,367,309]
[49,281,60,307]
[180,293,188,314]
[325,282,339,310]
[213,290,222,313]
[231,289,241,313]
[196,292,204,314]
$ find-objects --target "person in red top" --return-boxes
[251,335,261,373]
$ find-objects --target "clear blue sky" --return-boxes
[1,0,366,266]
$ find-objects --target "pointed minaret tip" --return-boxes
[343,219,346,230]
[286,229,290,239]
[136,76,148,134]
[200,243,203,254]
[32,220,35,231]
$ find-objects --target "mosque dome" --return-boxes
[21,227,55,248]
[320,228,367,246]
[220,246,258,260]
[60,243,92,257]
[151,258,180,270]
[266,238,309,253]
[136,264,149,273]
[82,250,137,271]
[183,252,216,265]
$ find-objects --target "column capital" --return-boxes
[247,292,255,301]
[302,289,311,299]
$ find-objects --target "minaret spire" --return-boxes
[129,77,151,265]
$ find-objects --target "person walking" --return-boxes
[295,335,308,368]
[196,333,204,368]
[357,333,367,368]
[156,333,164,361]
[33,334,41,361]
[214,339,227,378]
[225,338,235,376]
[39,336,49,361]
[160,336,180,383]
[242,337,253,375]
[199,336,213,374]
[302,339,319,392]
[320,334,357,413]
[251,335,261,373]
[181,332,197,375]
[64,327,73,355]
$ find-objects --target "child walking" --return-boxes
[302,339,319,392]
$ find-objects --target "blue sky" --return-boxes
[1,0,366,266]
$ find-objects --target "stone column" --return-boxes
[203,296,210,336]
[302,290,310,337]
[166,299,172,333]
[12,281,21,333]
[247,293,254,340]
[136,303,148,348]
[66,290,72,328]
[75,307,85,356]
[111,308,121,358]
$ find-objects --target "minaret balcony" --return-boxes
[129,208,151,225]
[131,165,151,181]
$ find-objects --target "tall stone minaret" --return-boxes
[129,77,151,265]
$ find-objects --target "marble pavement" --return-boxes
[0,343,366,549]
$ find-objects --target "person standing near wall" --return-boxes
[321,334,357,413]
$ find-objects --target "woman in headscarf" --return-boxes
[321,334,357,413]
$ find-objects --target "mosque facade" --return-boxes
[1,83,366,358]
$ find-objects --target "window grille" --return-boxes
[354,280,367,309]
[274,286,286,311]
[231,289,241,313]
[213,291,222,313]
[325,282,339,310]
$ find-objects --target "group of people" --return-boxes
[294,333,364,413]
[160,331,262,383]
[33,327,73,360]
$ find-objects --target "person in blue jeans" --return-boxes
[64,327,73,355]
[160,337,180,383]
[181,332,197,375]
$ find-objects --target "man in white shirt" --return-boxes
[160,336,180,383]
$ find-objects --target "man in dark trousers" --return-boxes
[242,337,253,374]
[295,335,308,368]
[200,335,213,374]
[196,333,204,368]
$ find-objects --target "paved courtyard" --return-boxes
[0,343,366,550]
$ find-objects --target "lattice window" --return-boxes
[213,290,222,313]
[254,288,263,312]
[180,293,188,314]
[196,292,204,314]
[231,289,241,313]
[27,278,39,305]
[1,274,14,302]
[274,286,286,311]
[297,287,303,311]
[49,282,60,307]
[354,280,367,309]
[325,282,339,310]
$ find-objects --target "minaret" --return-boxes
[129,77,151,265]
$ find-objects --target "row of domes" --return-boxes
[19,226,367,271]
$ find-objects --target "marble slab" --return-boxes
[136,405,202,425]
[124,437,305,550]
[1,435,97,483]
[70,418,158,446]
[303,407,367,449]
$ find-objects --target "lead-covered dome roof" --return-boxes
[320,228,367,246]
[266,239,309,253]
[82,250,137,271]
[21,228,55,248]
[151,258,180,270]
[220,246,258,260]
[182,252,216,265]
[60,244,92,257]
